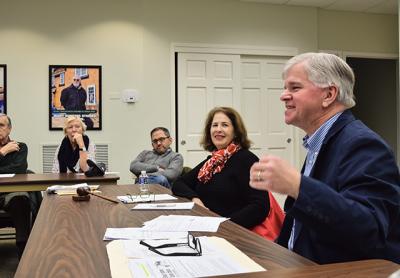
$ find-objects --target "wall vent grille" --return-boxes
[41,143,109,173]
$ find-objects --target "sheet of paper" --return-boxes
[128,256,250,277]
[57,189,101,196]
[75,171,120,175]
[104,228,187,240]
[0,174,15,178]
[46,183,99,195]
[106,241,132,278]
[122,238,195,258]
[117,194,177,204]
[142,215,228,232]
[106,237,265,278]
[206,236,265,272]
[132,202,194,210]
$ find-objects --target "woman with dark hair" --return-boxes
[172,107,270,229]
[52,116,96,173]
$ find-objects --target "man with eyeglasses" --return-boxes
[130,127,183,188]
[60,75,93,128]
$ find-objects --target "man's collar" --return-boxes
[302,112,343,150]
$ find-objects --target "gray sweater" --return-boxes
[130,148,183,182]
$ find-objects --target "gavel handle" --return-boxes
[89,192,119,204]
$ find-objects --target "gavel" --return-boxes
[72,186,119,204]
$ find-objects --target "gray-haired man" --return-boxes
[0,114,31,259]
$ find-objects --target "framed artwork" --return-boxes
[0,65,6,114]
[49,65,102,130]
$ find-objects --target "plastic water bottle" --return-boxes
[138,170,150,196]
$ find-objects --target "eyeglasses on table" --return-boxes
[126,192,155,202]
[140,233,202,256]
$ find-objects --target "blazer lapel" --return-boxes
[293,110,356,246]
[308,110,356,177]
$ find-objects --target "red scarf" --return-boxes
[197,143,241,183]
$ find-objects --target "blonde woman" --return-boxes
[52,116,96,173]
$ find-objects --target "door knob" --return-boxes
[286,138,292,143]
[181,140,186,145]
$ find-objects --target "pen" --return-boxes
[155,204,176,207]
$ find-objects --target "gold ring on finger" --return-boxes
[257,170,262,181]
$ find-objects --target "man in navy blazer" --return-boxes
[250,52,400,264]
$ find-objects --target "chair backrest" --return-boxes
[26,170,42,223]
[0,169,39,234]
[0,210,14,229]
[0,204,16,238]
[181,166,192,176]
[252,192,285,241]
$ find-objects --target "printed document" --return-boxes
[117,194,177,204]
[132,202,194,210]
[106,236,265,278]
[142,215,228,232]
[104,228,187,241]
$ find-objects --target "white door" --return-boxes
[177,53,241,167]
[240,56,295,206]
[177,52,296,210]
[240,56,294,161]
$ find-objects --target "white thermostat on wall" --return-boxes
[121,89,140,103]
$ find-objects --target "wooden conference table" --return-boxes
[15,184,400,278]
[0,173,120,193]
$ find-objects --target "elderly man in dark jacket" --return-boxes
[0,114,31,259]
[60,75,87,111]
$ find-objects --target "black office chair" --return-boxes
[0,211,15,240]
[26,170,42,224]
[0,170,41,239]
[181,166,192,176]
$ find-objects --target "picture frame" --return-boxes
[0,65,7,114]
[49,65,102,130]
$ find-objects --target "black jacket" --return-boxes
[60,84,87,111]
[172,149,269,229]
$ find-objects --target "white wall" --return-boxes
[318,10,398,53]
[0,0,397,183]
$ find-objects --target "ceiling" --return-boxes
[240,0,397,15]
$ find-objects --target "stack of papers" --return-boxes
[46,183,99,195]
[142,215,228,232]
[132,202,194,210]
[107,236,265,278]
[117,194,177,204]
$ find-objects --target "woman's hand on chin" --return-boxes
[73,133,84,147]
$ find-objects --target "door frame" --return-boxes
[343,51,399,162]
[170,43,302,167]
[321,50,399,162]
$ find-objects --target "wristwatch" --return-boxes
[79,147,87,152]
